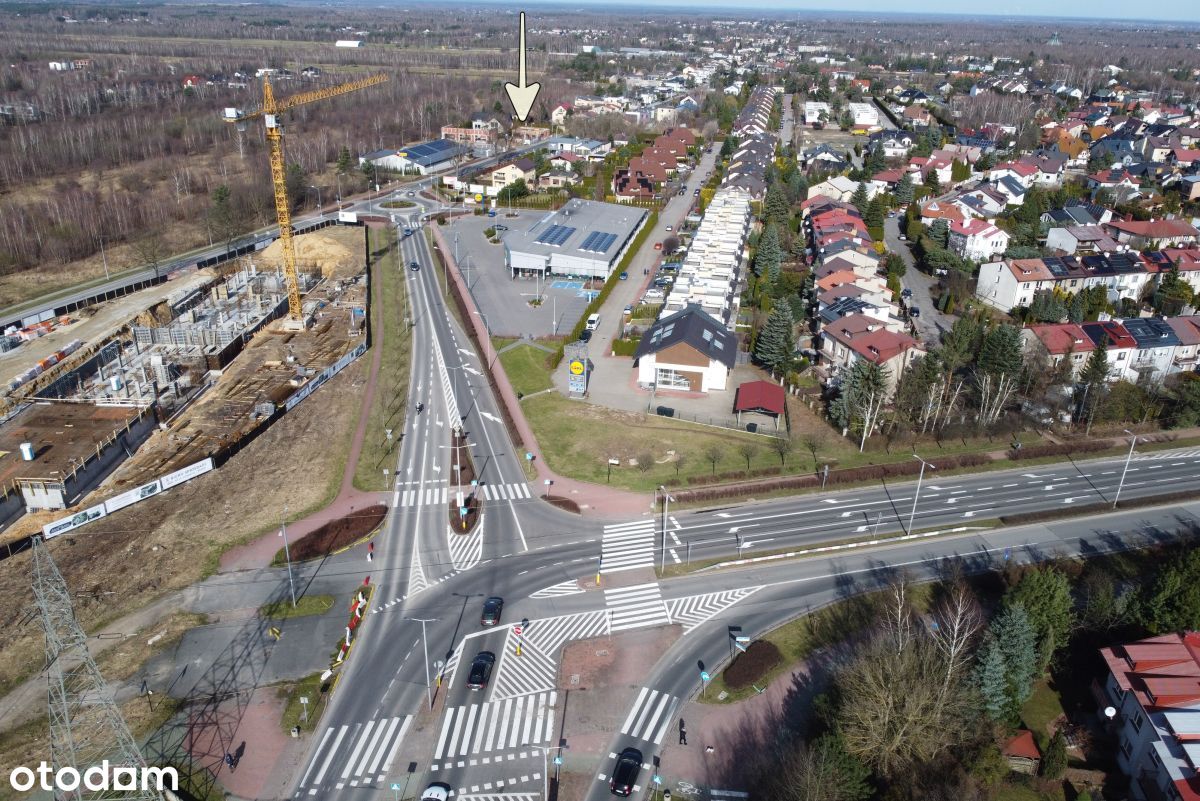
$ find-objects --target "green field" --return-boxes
[500,344,555,397]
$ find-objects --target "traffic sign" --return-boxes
[700,670,711,682]
[653,774,662,785]
[513,625,523,637]
[459,506,468,518]
[391,784,402,791]
[475,193,484,203]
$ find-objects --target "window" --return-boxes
[1131,711,1143,732]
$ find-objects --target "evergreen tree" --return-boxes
[1029,291,1066,323]
[929,218,950,248]
[1006,567,1074,670]
[1067,291,1086,323]
[895,173,915,205]
[285,162,308,210]
[787,172,809,203]
[1041,730,1068,779]
[1136,549,1200,633]
[753,303,795,373]
[850,182,870,214]
[994,602,1038,709]
[720,137,735,158]
[865,196,885,230]
[830,360,890,451]
[925,169,942,195]
[976,637,1010,722]
[755,223,783,281]
[764,181,790,225]
[866,144,886,174]
[1080,334,1110,387]
[336,146,353,175]
[881,252,906,277]
[951,159,971,183]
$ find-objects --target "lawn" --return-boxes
[1022,679,1067,748]
[259,594,336,620]
[501,344,555,397]
[277,672,331,734]
[353,227,413,491]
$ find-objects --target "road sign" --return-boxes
[569,359,585,376]
[735,636,751,643]
[475,193,484,203]
[513,625,523,637]
[525,452,533,461]
[391,784,401,791]
[700,670,711,682]
[653,775,662,785]
[459,506,468,518]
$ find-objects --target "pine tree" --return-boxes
[976,637,1010,722]
[830,360,890,451]
[1067,291,1086,323]
[1006,567,1074,671]
[929,218,950,248]
[925,169,941,195]
[866,144,886,174]
[895,173,915,205]
[865,196,885,230]
[976,324,1024,424]
[336,146,353,175]
[764,181,790,225]
[754,304,795,373]
[995,602,1038,709]
[1041,730,1068,779]
[850,182,870,214]
[951,159,971,183]
[755,223,783,281]
[1080,334,1110,387]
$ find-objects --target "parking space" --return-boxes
[447,211,597,338]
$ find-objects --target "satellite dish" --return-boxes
[1104,706,1117,720]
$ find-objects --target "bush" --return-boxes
[723,640,782,690]
[1007,440,1109,460]
[611,337,640,356]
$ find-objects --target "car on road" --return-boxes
[409,261,420,272]
[693,188,700,196]
[901,288,912,298]
[619,271,628,280]
[403,228,413,237]
[420,782,451,801]
[664,225,673,232]
[909,307,921,317]
[487,210,497,217]
[481,597,504,627]
[898,233,906,241]
[654,242,663,250]
[623,305,633,316]
[407,191,416,197]
[467,651,495,690]
[609,747,643,797]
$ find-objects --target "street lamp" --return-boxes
[524,743,564,800]
[474,311,492,365]
[1113,429,1141,508]
[657,485,675,574]
[906,455,935,536]
[279,505,297,608]
[309,184,322,212]
[403,617,437,710]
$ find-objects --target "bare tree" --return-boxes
[736,442,758,471]
[673,452,688,477]
[801,431,825,470]
[884,576,915,656]
[929,584,983,704]
[702,443,724,475]
[636,451,654,475]
[130,230,169,279]
[769,435,793,466]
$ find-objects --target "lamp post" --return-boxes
[657,485,674,574]
[404,617,437,710]
[98,234,110,280]
[279,506,297,608]
[524,743,564,800]
[906,455,935,536]
[1113,429,1140,509]
[474,311,492,365]
[309,184,322,212]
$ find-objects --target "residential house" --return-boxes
[1045,225,1125,255]
[550,103,571,126]
[1088,167,1142,201]
[1121,317,1182,385]
[1082,320,1137,380]
[808,176,862,204]
[988,160,1039,189]
[1164,315,1200,372]
[902,104,932,128]
[871,131,916,159]
[634,305,737,392]
[487,157,537,189]
[1105,219,1200,250]
[539,169,577,190]
[819,313,924,396]
[1022,323,1096,381]
[847,102,881,131]
[948,219,1010,262]
[612,169,656,201]
[1094,632,1200,801]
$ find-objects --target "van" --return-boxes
[585,313,600,331]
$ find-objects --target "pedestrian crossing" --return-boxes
[449,527,483,571]
[605,583,671,632]
[600,519,656,574]
[529,580,583,599]
[296,715,411,796]
[1133,449,1200,460]
[490,611,608,700]
[433,691,558,761]
[477,482,533,501]
[666,588,762,634]
[456,794,539,801]
[395,485,450,507]
[620,687,680,745]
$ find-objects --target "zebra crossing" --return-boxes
[296,715,411,796]
[605,583,671,632]
[529,580,583,599]
[666,588,762,634]
[620,687,680,745]
[394,485,450,507]
[491,611,608,700]
[433,691,558,762]
[477,482,533,501]
[449,527,483,571]
[1133,449,1200,460]
[600,519,656,573]
[456,794,539,801]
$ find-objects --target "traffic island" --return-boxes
[271,504,387,564]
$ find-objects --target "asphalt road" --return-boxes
[883,215,950,344]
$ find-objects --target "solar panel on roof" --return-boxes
[535,224,577,246]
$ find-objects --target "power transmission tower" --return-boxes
[31,536,165,801]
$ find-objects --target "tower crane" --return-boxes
[223,72,388,324]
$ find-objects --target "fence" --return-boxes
[652,405,786,438]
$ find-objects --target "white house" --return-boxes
[633,305,737,393]
[847,102,880,130]
[948,219,1010,262]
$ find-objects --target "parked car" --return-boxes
[653,277,673,288]
[654,242,663,250]
[898,233,906,241]
[659,264,678,273]
[609,748,643,797]
[910,307,921,317]
[480,597,504,627]
[579,329,592,343]
[421,782,451,801]
[409,261,420,272]
[623,305,633,316]
[619,271,628,280]
[693,188,701,196]
[467,652,496,690]
[407,191,416,197]
[643,289,665,300]
[664,225,673,232]
[901,288,912,298]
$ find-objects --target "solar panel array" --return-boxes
[579,231,618,253]
[535,224,577,246]
[1043,256,1071,278]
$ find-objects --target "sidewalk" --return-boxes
[431,224,650,520]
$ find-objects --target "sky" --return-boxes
[514,0,1200,24]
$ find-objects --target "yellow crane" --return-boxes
[223,73,388,323]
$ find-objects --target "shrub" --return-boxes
[723,640,782,689]
[1008,440,1109,460]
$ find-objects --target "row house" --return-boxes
[819,313,925,397]
[1105,219,1200,250]
[976,253,1154,313]
[659,188,753,326]
[1024,315,1200,385]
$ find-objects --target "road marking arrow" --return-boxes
[481,411,501,423]
[464,366,482,376]
[503,13,542,121]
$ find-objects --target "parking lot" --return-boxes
[447,211,598,338]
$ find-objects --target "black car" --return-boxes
[579,329,592,343]
[467,651,495,690]
[409,261,420,272]
[910,307,921,317]
[481,596,504,627]
[609,747,643,797]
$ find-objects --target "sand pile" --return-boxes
[258,229,362,279]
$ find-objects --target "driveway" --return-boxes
[883,216,953,344]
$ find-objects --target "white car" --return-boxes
[643,289,665,301]
[421,783,451,801]
[664,226,673,232]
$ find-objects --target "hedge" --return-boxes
[550,210,659,368]
[723,640,782,690]
[611,337,640,356]
[1007,440,1110,460]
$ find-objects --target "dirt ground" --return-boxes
[0,354,367,699]
[256,227,362,280]
[287,503,385,561]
